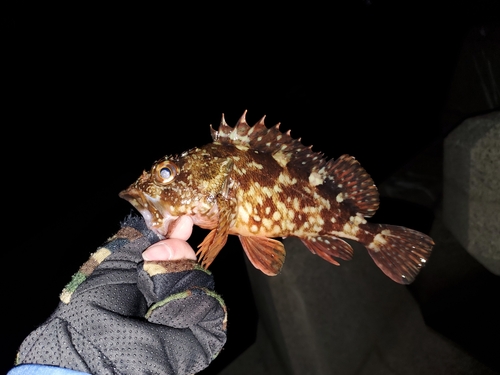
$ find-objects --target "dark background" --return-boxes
[3,1,500,374]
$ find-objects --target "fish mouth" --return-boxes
[119,187,176,238]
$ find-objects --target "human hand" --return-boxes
[142,215,197,261]
[12,215,227,375]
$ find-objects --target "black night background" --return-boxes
[3,2,500,374]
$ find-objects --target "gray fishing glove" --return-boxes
[14,215,227,375]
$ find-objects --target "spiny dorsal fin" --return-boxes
[325,154,380,217]
[210,112,379,218]
[210,110,328,172]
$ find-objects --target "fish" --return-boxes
[119,111,434,284]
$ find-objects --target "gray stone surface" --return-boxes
[440,25,500,130]
[220,232,497,375]
[443,111,500,275]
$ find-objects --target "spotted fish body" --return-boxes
[120,111,434,284]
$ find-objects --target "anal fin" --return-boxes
[239,236,286,276]
[300,236,354,266]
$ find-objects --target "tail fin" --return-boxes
[362,224,434,284]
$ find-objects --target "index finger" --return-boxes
[167,215,194,241]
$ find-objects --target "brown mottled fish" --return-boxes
[119,111,434,284]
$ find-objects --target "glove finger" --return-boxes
[60,215,160,306]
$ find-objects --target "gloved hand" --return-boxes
[12,215,227,375]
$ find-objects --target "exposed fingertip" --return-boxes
[169,215,193,240]
[143,243,173,261]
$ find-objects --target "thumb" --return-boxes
[143,239,197,261]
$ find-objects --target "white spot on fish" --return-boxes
[262,218,273,230]
[368,233,388,252]
[303,206,319,214]
[276,201,287,214]
[272,150,292,168]
[313,192,331,210]
[336,193,344,202]
[278,172,297,185]
[350,215,367,225]
[313,224,323,232]
[342,222,360,236]
[230,128,251,144]
[249,161,263,169]
[262,187,274,198]
[244,202,253,215]
[247,185,255,196]
[308,171,324,186]
[255,194,264,205]
[274,184,283,193]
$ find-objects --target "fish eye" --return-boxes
[154,161,179,184]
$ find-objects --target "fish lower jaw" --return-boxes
[136,208,176,239]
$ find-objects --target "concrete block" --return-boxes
[443,111,500,275]
[244,237,409,375]
[229,236,497,375]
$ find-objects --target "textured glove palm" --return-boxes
[15,216,227,375]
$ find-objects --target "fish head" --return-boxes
[119,147,234,237]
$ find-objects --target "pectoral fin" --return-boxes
[196,197,236,269]
[300,236,354,266]
[239,236,286,276]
